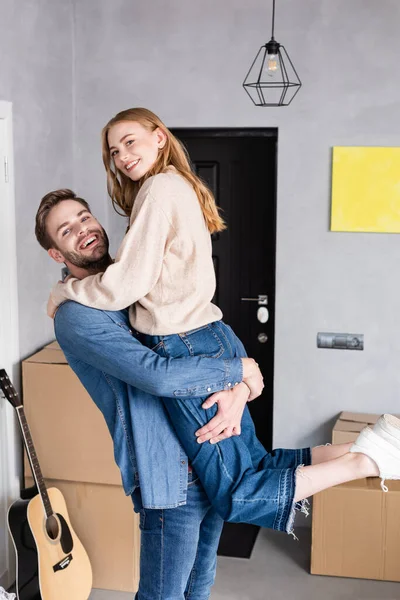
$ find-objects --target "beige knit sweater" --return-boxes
[50,168,223,335]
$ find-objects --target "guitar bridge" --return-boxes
[53,553,73,572]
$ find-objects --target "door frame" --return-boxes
[0,100,20,590]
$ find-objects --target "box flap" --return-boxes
[334,420,371,433]
[45,341,61,350]
[333,411,379,435]
[338,411,380,425]
[24,346,67,365]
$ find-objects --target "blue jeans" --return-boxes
[133,470,224,600]
[137,321,311,534]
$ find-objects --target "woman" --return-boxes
[49,108,400,597]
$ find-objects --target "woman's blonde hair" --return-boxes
[101,108,226,234]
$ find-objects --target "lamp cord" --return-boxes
[271,0,276,40]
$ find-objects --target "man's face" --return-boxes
[46,199,109,270]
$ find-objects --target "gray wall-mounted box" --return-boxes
[317,333,364,351]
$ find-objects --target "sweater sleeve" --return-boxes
[50,192,174,311]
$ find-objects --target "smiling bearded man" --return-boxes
[35,189,112,274]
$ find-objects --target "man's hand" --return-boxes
[195,383,250,444]
[241,358,264,401]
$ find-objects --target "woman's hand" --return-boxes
[47,276,77,319]
[241,358,264,401]
[47,275,73,319]
[47,294,58,319]
[195,383,250,444]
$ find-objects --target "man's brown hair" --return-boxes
[35,189,91,250]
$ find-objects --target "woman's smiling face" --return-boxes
[108,120,166,181]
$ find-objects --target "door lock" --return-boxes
[257,306,269,324]
[258,333,268,344]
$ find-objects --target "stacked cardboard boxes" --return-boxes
[311,411,400,582]
[22,341,140,593]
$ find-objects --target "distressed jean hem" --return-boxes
[274,447,312,539]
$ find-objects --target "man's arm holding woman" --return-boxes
[54,301,263,403]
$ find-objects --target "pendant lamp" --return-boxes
[243,0,302,106]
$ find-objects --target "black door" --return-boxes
[172,129,278,557]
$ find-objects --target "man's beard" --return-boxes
[60,228,112,273]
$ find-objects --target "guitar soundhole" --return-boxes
[46,515,60,540]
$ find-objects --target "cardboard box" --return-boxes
[23,342,121,485]
[23,342,140,592]
[311,478,400,582]
[311,411,400,582]
[25,477,140,592]
[332,411,380,444]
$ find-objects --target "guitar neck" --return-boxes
[16,406,54,518]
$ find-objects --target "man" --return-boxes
[35,189,275,599]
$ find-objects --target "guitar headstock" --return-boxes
[0,369,22,409]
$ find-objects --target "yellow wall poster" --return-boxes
[331,146,400,233]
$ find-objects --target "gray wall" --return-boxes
[3,0,400,447]
[72,0,400,448]
[0,0,74,359]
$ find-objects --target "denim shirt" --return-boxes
[54,301,243,509]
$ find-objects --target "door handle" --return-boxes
[241,295,268,306]
[241,295,269,323]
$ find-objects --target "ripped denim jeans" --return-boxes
[136,320,312,536]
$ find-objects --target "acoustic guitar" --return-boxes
[0,369,92,600]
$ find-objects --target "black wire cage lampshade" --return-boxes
[243,0,302,107]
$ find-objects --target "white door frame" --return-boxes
[0,100,21,590]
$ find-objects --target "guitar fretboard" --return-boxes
[17,407,53,518]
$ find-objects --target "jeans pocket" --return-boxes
[178,324,225,358]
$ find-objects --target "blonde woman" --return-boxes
[48,108,400,599]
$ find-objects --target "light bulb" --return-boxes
[267,54,278,72]
[265,53,279,78]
